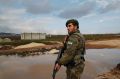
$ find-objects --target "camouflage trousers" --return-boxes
[66,62,85,79]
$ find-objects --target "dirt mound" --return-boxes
[14,42,46,49]
[87,39,120,49]
[0,45,13,50]
[95,63,120,79]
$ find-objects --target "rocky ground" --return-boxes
[95,63,120,79]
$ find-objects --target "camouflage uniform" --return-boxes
[58,30,85,79]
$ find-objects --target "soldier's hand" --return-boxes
[55,63,61,71]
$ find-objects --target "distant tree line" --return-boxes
[84,34,120,40]
[47,33,120,41]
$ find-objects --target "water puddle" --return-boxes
[0,49,120,79]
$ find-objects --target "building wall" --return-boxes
[31,33,40,40]
[21,33,46,40]
[39,33,46,39]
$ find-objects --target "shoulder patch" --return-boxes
[67,41,73,45]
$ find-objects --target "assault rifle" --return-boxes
[52,35,69,79]
[52,48,64,79]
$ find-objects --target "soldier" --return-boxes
[54,19,86,79]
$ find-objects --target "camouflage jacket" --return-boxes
[58,30,85,66]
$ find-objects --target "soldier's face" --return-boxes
[67,23,77,34]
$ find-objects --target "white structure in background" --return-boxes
[21,33,46,40]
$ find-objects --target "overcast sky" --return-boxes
[0,0,120,34]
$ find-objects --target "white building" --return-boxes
[21,33,46,40]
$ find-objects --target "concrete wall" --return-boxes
[21,33,46,40]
